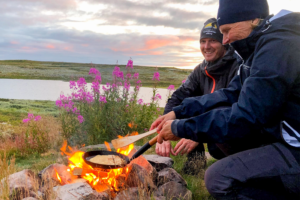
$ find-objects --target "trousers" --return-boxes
[205,142,300,199]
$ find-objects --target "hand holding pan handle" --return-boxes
[129,135,158,162]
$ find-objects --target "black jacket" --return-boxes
[164,46,238,114]
[171,11,300,147]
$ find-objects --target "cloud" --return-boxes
[0,0,217,67]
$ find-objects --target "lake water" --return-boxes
[0,79,170,107]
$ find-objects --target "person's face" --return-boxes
[200,38,226,62]
[219,20,254,45]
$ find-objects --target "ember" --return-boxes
[59,134,136,193]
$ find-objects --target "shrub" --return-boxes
[56,60,166,146]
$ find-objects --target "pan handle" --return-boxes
[129,135,158,162]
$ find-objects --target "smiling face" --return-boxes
[200,38,226,62]
[219,20,258,44]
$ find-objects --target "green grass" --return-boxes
[0,99,59,125]
[0,60,192,88]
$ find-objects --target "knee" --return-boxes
[204,160,233,198]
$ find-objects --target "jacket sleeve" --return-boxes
[163,65,203,114]
[172,36,300,143]
[172,74,241,119]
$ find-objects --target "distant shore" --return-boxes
[0,60,192,89]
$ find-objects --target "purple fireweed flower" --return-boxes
[89,68,100,75]
[99,96,107,103]
[136,80,141,84]
[157,108,160,111]
[77,78,87,88]
[117,82,122,86]
[126,59,133,69]
[23,118,30,123]
[152,72,160,81]
[70,81,76,89]
[126,73,132,79]
[126,105,129,107]
[78,115,84,123]
[34,115,41,121]
[124,81,130,91]
[182,79,186,83]
[152,93,162,101]
[72,107,79,115]
[102,86,108,92]
[135,85,140,91]
[167,85,175,91]
[112,67,124,80]
[56,100,63,107]
[91,81,100,92]
[95,75,101,82]
[133,72,139,79]
[137,99,143,105]
[106,82,111,87]
[28,113,34,119]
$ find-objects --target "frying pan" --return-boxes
[83,135,158,169]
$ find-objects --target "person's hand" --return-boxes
[157,120,181,144]
[150,111,176,132]
[155,141,175,157]
[173,139,199,156]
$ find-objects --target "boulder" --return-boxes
[157,168,187,187]
[80,144,112,152]
[114,187,150,200]
[6,169,39,199]
[128,148,158,183]
[154,181,192,200]
[143,155,174,171]
[126,164,156,192]
[38,163,76,185]
[53,182,109,200]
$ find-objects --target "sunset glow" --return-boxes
[1,0,300,69]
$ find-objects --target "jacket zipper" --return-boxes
[205,66,216,93]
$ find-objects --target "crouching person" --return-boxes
[152,0,300,198]
[155,18,238,175]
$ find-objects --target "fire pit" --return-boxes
[5,135,193,200]
[58,140,134,193]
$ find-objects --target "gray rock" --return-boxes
[157,168,187,187]
[114,187,150,200]
[143,155,174,171]
[128,148,158,184]
[80,143,112,151]
[38,163,74,184]
[155,181,192,200]
[6,169,39,199]
[126,164,157,192]
[53,182,109,200]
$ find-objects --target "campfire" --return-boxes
[56,132,138,194]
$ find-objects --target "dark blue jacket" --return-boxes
[171,11,300,146]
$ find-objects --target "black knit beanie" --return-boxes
[217,0,269,27]
[200,18,223,44]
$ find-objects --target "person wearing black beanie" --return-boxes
[154,17,239,175]
[151,0,300,199]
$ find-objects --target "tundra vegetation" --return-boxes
[0,60,215,199]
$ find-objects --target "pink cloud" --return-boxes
[10,41,19,44]
[46,44,55,49]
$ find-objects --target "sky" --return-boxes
[1,0,300,69]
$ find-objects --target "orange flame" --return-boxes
[55,169,62,183]
[60,137,135,192]
[104,142,111,151]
